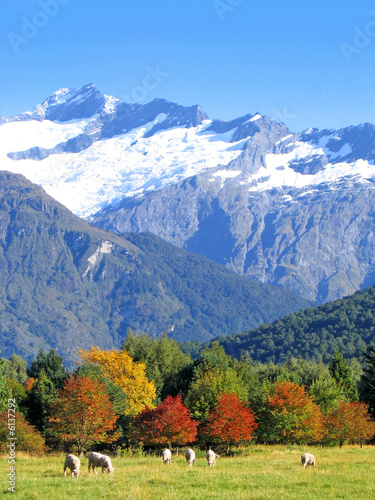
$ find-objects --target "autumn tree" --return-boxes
[258,380,324,444]
[132,395,198,447]
[79,347,156,415]
[74,364,128,416]
[325,401,375,447]
[0,411,46,454]
[48,375,119,453]
[202,392,258,453]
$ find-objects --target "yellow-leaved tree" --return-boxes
[78,347,156,415]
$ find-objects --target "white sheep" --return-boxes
[87,452,115,474]
[185,448,195,467]
[162,449,172,464]
[205,449,219,467]
[301,452,316,469]
[63,454,81,477]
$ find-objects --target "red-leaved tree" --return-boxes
[132,395,198,447]
[48,375,120,453]
[202,392,258,453]
[325,401,375,447]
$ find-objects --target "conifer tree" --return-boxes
[328,349,358,401]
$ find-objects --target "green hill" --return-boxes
[215,286,375,364]
[0,171,309,365]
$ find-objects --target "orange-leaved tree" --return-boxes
[325,401,375,447]
[261,380,324,444]
[201,392,258,453]
[48,375,120,453]
[78,347,156,415]
[132,395,198,447]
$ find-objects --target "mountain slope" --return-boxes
[0,172,309,365]
[93,120,375,304]
[215,285,375,364]
[3,84,375,304]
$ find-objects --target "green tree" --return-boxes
[2,354,28,384]
[122,331,191,400]
[328,349,358,401]
[361,344,375,416]
[26,369,58,433]
[27,349,69,390]
[0,358,12,410]
[5,379,28,414]
[309,372,344,413]
[25,350,69,434]
[185,344,248,424]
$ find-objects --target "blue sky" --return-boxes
[1,0,375,131]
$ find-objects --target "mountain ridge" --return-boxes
[0,171,309,365]
[2,84,375,304]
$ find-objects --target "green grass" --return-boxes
[1,446,375,499]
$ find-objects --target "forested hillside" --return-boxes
[214,286,375,364]
[0,172,309,364]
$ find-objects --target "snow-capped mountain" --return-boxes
[3,83,375,304]
[1,83,249,217]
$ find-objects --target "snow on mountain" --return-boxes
[0,114,246,217]
[1,83,375,221]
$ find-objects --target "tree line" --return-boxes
[215,285,375,364]
[2,330,375,454]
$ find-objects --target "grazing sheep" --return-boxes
[63,454,80,477]
[88,452,115,474]
[162,449,172,464]
[301,453,316,469]
[205,449,219,467]
[185,448,195,467]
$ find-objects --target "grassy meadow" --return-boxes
[1,445,375,499]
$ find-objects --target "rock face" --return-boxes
[92,121,375,304]
[0,172,309,365]
[3,84,375,304]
